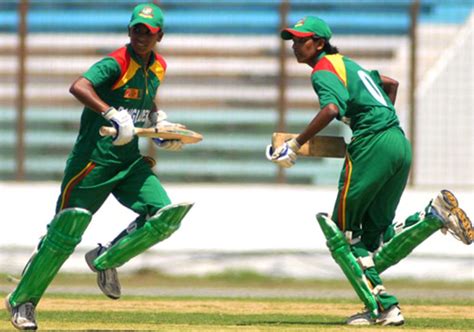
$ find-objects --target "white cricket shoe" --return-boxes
[85,244,121,300]
[376,305,405,326]
[430,189,473,245]
[5,294,38,330]
[346,305,404,326]
[346,309,374,325]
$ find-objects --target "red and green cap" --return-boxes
[129,3,164,34]
[281,16,332,40]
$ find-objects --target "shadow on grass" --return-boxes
[237,320,342,326]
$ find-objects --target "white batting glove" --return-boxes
[147,109,167,127]
[157,110,185,130]
[265,138,301,168]
[148,109,186,131]
[149,109,185,151]
[102,107,134,146]
[152,138,183,151]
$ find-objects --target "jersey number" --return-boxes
[357,70,388,107]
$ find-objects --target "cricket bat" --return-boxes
[100,126,203,144]
[272,132,346,158]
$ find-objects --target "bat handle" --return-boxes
[99,126,117,137]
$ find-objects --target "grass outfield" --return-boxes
[3,270,473,291]
[1,272,473,331]
[0,295,473,331]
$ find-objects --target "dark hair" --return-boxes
[313,36,339,54]
[323,41,339,54]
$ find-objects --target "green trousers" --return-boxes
[56,156,170,218]
[332,127,412,310]
[9,156,174,307]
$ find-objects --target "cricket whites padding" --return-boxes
[9,208,92,307]
[92,202,193,270]
[374,213,443,273]
[317,213,379,318]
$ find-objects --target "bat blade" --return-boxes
[99,126,203,144]
[272,132,346,158]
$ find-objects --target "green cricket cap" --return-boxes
[281,16,332,40]
[129,3,164,33]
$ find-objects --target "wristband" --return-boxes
[287,138,301,152]
[102,106,117,121]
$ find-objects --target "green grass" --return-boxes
[1,271,473,330]
[3,270,472,290]
[0,294,473,331]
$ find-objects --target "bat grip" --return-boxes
[99,126,117,137]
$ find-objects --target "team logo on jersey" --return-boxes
[124,88,141,99]
[117,106,151,124]
[139,7,154,19]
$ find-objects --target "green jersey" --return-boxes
[311,52,399,137]
[72,44,167,165]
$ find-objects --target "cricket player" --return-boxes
[5,4,193,330]
[267,16,473,326]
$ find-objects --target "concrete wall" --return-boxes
[1,182,472,280]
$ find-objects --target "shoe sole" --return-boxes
[86,249,121,300]
[97,270,121,300]
[440,189,458,210]
[452,207,474,245]
[382,320,405,326]
[437,190,473,245]
[13,324,37,331]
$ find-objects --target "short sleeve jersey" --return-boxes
[71,44,167,165]
[311,52,399,138]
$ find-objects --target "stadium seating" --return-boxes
[0,0,471,183]
[0,1,471,33]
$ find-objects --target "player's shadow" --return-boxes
[237,320,342,326]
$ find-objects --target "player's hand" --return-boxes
[147,109,168,127]
[149,109,186,131]
[102,107,134,146]
[155,110,187,131]
[152,138,183,151]
[265,138,301,168]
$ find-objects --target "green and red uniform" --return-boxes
[7,4,190,315]
[57,44,171,218]
[311,52,412,309]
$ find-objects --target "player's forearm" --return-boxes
[380,75,398,105]
[296,104,339,146]
[69,77,110,114]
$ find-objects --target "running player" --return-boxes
[5,3,193,330]
[267,16,473,326]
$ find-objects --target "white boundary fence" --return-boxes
[1,182,472,280]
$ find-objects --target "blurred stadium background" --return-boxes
[0,0,473,280]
